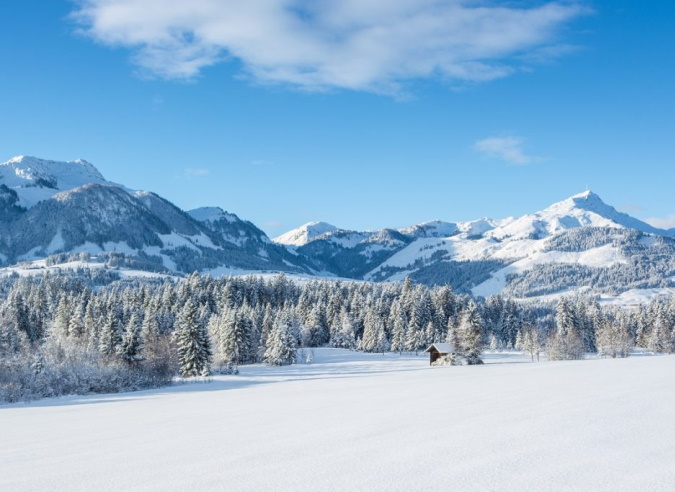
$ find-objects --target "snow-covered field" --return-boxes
[2,349,674,491]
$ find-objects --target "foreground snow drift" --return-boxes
[2,350,674,491]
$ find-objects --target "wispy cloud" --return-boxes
[644,215,675,230]
[251,159,274,166]
[474,136,542,165]
[71,0,588,94]
[518,43,581,65]
[184,167,209,177]
[264,221,284,228]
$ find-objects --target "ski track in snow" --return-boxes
[1,349,675,491]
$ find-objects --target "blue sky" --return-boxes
[1,1,674,236]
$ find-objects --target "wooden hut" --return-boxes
[424,343,455,365]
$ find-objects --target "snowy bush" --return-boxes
[0,341,173,404]
[432,354,460,366]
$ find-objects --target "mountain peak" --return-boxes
[398,220,459,238]
[549,190,610,215]
[188,206,240,224]
[0,155,108,208]
[274,221,340,246]
[569,190,606,207]
[571,189,597,199]
[490,190,665,240]
[3,155,105,179]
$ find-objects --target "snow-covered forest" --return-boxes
[2,272,674,403]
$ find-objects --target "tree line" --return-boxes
[2,272,674,403]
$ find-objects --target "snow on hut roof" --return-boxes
[424,343,455,354]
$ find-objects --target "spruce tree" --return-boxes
[458,302,484,365]
[175,300,212,377]
[99,309,122,356]
[548,298,584,360]
[219,310,248,365]
[264,314,297,366]
[120,313,144,365]
[389,303,406,354]
[332,308,356,349]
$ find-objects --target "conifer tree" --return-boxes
[458,302,484,365]
[175,299,212,377]
[445,316,461,352]
[389,303,406,354]
[648,309,671,353]
[219,310,248,365]
[548,298,584,360]
[141,310,162,362]
[99,309,122,356]
[52,296,71,342]
[264,314,297,366]
[332,308,356,349]
[120,313,144,365]
[83,301,99,349]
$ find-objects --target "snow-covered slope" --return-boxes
[3,156,674,301]
[488,191,665,240]
[398,220,458,238]
[274,221,340,246]
[275,191,675,301]
[0,155,111,208]
[3,350,675,491]
[0,156,313,276]
[188,207,240,224]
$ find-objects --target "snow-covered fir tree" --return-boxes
[264,313,297,366]
[99,308,122,357]
[175,299,212,377]
[457,301,484,365]
[120,313,144,365]
[548,298,584,360]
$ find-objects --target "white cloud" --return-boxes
[474,136,541,165]
[71,0,587,93]
[644,215,675,230]
[251,159,274,166]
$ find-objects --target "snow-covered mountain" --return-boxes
[274,221,340,246]
[3,154,675,303]
[0,156,111,208]
[0,156,312,276]
[275,191,675,302]
[487,191,664,240]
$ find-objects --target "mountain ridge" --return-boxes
[274,190,670,245]
[2,155,675,304]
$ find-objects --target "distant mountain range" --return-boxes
[275,191,675,303]
[0,156,313,276]
[3,155,675,303]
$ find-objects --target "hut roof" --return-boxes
[424,343,455,354]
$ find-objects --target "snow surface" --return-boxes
[363,192,651,296]
[0,259,176,280]
[274,221,340,246]
[0,156,111,208]
[398,220,459,238]
[2,349,674,491]
[487,191,665,240]
[471,243,627,298]
[187,206,239,224]
[278,192,672,294]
